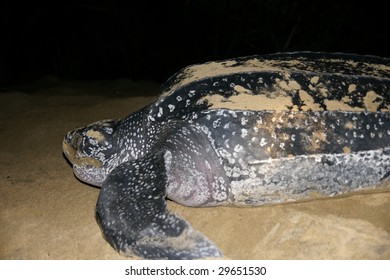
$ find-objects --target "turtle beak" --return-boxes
[62,129,103,168]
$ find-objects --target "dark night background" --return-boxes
[1,0,389,85]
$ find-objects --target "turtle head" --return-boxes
[63,119,120,187]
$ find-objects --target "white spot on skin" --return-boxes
[218,148,235,165]
[157,107,163,117]
[234,144,244,153]
[168,104,175,112]
[224,139,230,148]
[213,118,221,128]
[260,138,267,147]
[212,176,227,202]
[241,129,248,138]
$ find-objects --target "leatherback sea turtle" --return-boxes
[63,52,390,259]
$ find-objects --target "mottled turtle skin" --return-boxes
[63,52,390,260]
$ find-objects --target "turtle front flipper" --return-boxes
[95,151,223,260]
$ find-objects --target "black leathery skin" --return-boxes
[95,152,222,259]
[198,110,390,158]
[162,52,390,93]
[152,71,389,123]
[161,121,229,206]
[192,109,389,204]
[63,52,390,260]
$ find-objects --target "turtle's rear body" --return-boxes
[63,52,390,259]
[193,109,389,206]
